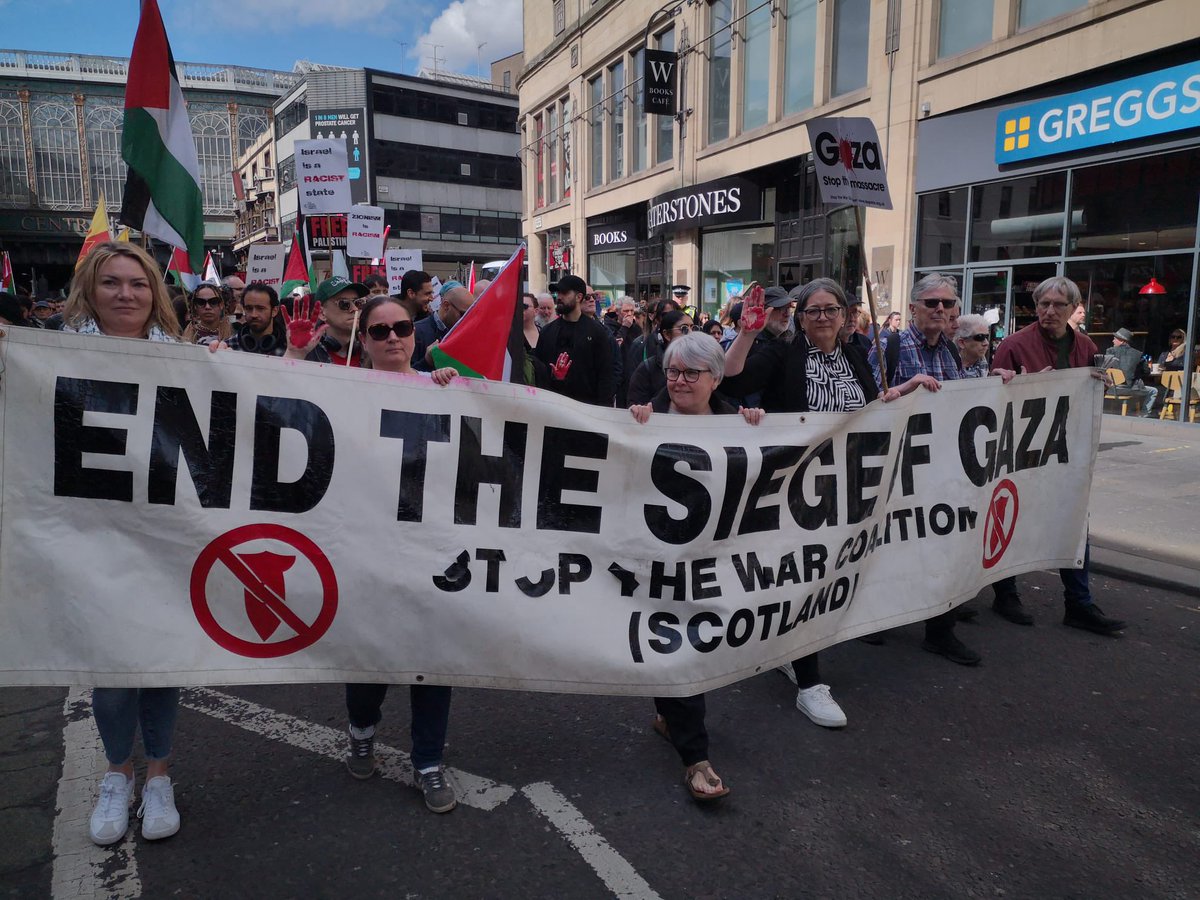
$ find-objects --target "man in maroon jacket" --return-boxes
[991,276,1125,636]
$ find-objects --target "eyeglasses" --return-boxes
[919,298,958,309]
[802,305,843,320]
[966,333,990,343]
[665,366,707,383]
[1036,300,1072,311]
[335,297,366,311]
[193,296,223,308]
[670,323,694,334]
[365,320,415,341]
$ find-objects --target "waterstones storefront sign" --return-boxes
[646,177,761,237]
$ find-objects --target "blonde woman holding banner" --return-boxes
[62,241,183,845]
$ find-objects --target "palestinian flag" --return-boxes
[202,250,220,285]
[430,244,526,382]
[280,233,311,298]
[166,245,199,290]
[75,196,113,270]
[1,251,14,292]
[119,0,205,272]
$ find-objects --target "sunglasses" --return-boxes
[966,333,989,343]
[366,320,415,341]
[919,298,958,309]
[335,297,366,311]
[670,323,694,334]
[193,297,223,308]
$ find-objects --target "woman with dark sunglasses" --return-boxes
[626,309,694,405]
[181,284,232,346]
[343,295,459,813]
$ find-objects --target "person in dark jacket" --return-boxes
[534,274,615,406]
[629,332,764,802]
[722,278,884,729]
[626,309,694,405]
[623,298,680,394]
[1104,327,1156,416]
[226,282,287,356]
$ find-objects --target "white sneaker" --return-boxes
[138,775,180,841]
[777,664,798,687]
[89,771,134,846]
[795,684,848,728]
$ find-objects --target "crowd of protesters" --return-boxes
[0,240,1129,840]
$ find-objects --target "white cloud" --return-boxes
[410,0,523,76]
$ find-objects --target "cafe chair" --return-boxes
[1103,368,1132,416]
[1158,370,1200,423]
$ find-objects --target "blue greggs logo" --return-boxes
[996,60,1200,164]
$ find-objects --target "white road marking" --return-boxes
[182,688,515,811]
[522,782,663,900]
[51,689,141,900]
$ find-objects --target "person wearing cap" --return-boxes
[31,300,54,327]
[1105,327,1156,417]
[671,284,691,304]
[534,274,615,406]
[840,290,872,353]
[284,275,370,366]
[414,280,473,371]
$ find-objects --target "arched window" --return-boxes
[0,97,30,205]
[191,109,233,214]
[237,109,269,155]
[85,104,127,211]
[32,101,83,210]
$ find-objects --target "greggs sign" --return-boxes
[995,60,1200,164]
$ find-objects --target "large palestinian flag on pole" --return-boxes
[430,244,526,382]
[119,0,205,272]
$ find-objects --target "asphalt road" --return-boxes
[3,570,1197,899]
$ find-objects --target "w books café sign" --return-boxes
[644,49,677,116]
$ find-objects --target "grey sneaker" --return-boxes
[345,726,377,779]
[416,766,457,813]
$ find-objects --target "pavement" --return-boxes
[1089,415,1200,595]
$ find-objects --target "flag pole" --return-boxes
[853,205,888,392]
[345,309,360,365]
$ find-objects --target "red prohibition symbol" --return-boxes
[190,524,338,659]
[982,479,1020,570]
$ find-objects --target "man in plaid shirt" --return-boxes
[869,274,980,667]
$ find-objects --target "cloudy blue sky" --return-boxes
[1,0,523,79]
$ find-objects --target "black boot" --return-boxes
[993,594,1034,626]
[1064,603,1125,636]
[922,629,981,666]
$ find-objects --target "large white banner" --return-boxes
[0,330,1100,694]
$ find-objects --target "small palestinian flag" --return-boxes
[166,245,199,290]
[119,0,205,272]
[280,233,312,298]
[1,251,14,292]
[431,244,526,382]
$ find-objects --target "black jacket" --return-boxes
[534,314,615,406]
[227,320,287,356]
[649,387,738,415]
[627,345,667,405]
[720,332,879,413]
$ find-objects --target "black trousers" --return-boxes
[790,652,820,689]
[653,694,708,766]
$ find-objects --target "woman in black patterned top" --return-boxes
[721,277,882,730]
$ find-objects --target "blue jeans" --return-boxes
[92,688,181,765]
[345,683,452,771]
[1060,541,1093,607]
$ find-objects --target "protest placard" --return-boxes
[346,205,386,260]
[806,117,893,210]
[295,139,352,214]
[245,243,285,290]
[385,249,424,294]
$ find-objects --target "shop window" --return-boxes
[85,103,126,212]
[1069,151,1200,257]
[741,0,771,131]
[969,172,1066,262]
[588,75,603,188]
[701,226,775,312]
[1066,254,1195,390]
[632,49,647,174]
[784,0,818,116]
[31,101,83,210]
[937,0,993,58]
[0,97,30,205]
[655,29,675,165]
[609,60,625,181]
[191,108,234,215]
[707,0,733,145]
[832,0,870,96]
[589,246,636,303]
[1018,0,1086,30]
[916,189,967,267]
